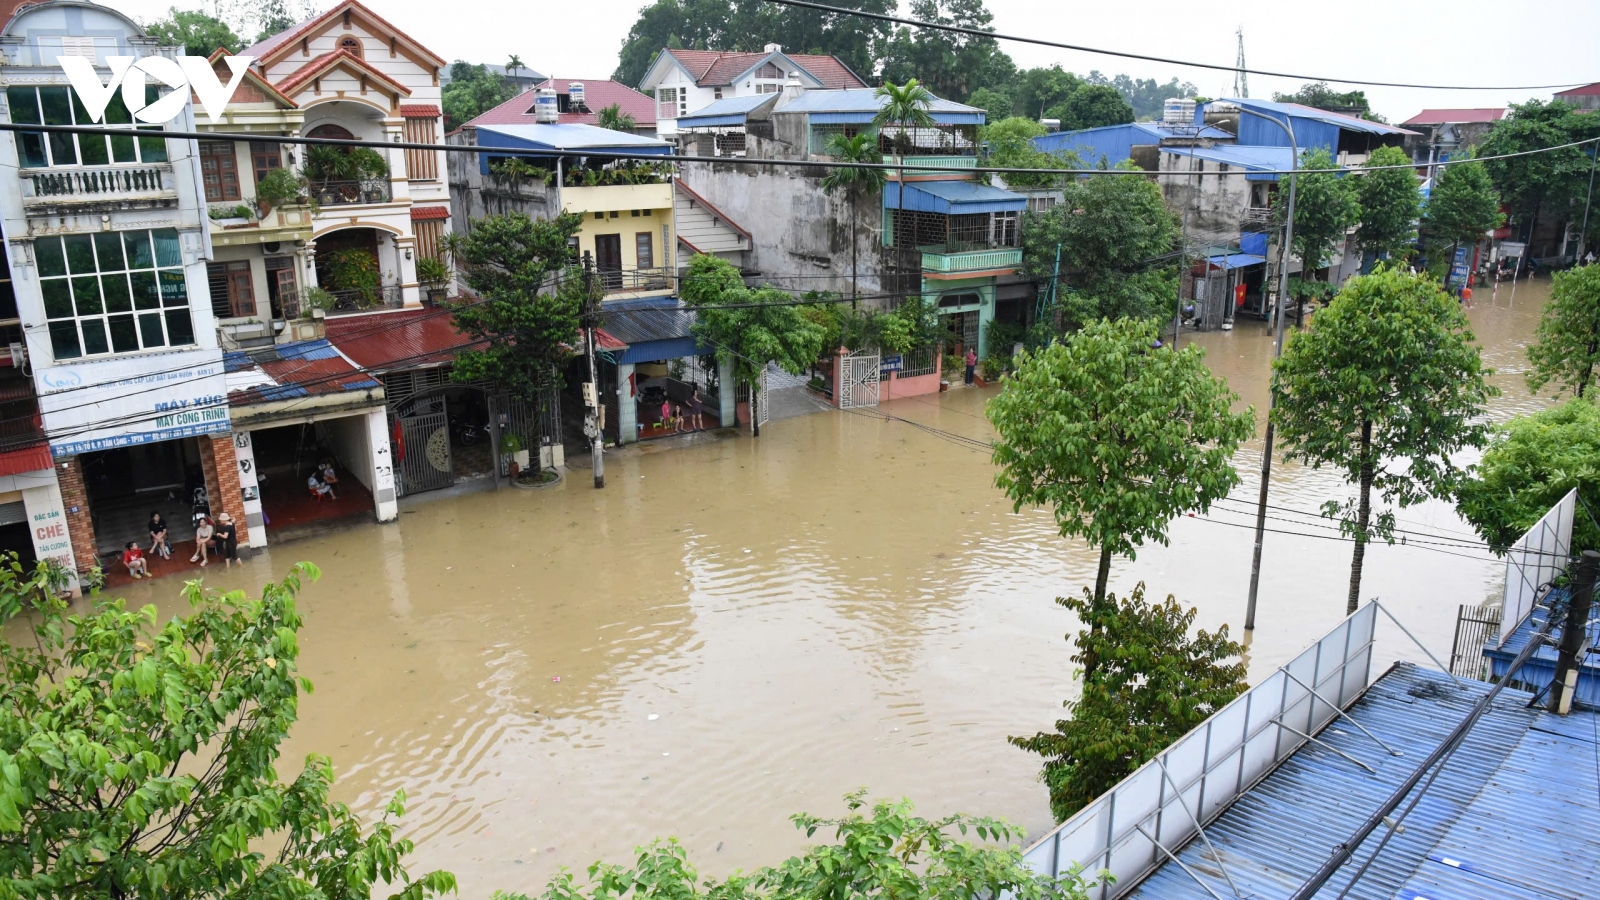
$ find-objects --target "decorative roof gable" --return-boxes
[245,0,446,74]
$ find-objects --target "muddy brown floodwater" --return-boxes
[105,281,1552,897]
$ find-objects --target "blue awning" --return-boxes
[1207,253,1267,270]
[475,123,673,173]
[884,180,1027,215]
[677,95,775,129]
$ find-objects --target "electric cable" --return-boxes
[759,0,1594,91]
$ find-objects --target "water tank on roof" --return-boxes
[1040,118,1061,133]
[764,43,782,52]
[1163,98,1197,125]
[534,88,559,124]
[568,82,586,112]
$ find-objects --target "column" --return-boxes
[23,479,77,593]
[55,457,97,580]
[366,408,398,522]
[201,435,250,547]
[617,362,637,445]
[718,354,736,427]
[232,431,267,549]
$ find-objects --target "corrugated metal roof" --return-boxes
[1401,108,1507,126]
[883,180,1028,214]
[225,339,382,407]
[1032,121,1234,158]
[475,123,674,154]
[676,94,778,128]
[1116,663,1600,900]
[773,88,984,125]
[600,296,696,346]
[1218,98,1417,136]
[326,308,485,372]
[1161,144,1297,181]
[466,79,659,129]
[1207,253,1267,270]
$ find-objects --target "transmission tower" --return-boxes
[1232,27,1249,98]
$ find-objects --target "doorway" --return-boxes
[594,233,622,290]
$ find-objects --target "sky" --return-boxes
[107,0,1600,122]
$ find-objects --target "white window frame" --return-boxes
[37,229,196,361]
[7,85,168,170]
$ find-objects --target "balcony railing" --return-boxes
[323,286,404,316]
[1241,206,1274,228]
[599,269,673,293]
[25,165,172,203]
[310,179,392,207]
[920,246,1023,274]
[885,155,979,177]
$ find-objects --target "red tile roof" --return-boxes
[410,206,450,221]
[276,50,412,98]
[243,0,447,69]
[466,79,658,128]
[665,49,866,90]
[326,308,483,372]
[400,104,441,118]
[1556,82,1600,98]
[1401,108,1507,126]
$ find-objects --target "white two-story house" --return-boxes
[637,45,866,137]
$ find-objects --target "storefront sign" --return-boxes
[26,488,75,574]
[39,350,231,458]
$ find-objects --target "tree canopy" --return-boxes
[1477,101,1600,247]
[0,560,455,899]
[1272,82,1383,122]
[1355,145,1421,260]
[1422,158,1503,257]
[442,61,517,131]
[1526,263,1600,398]
[983,117,1073,188]
[1457,399,1600,554]
[1010,584,1247,821]
[878,0,1014,103]
[143,7,241,56]
[1272,267,1495,612]
[1021,164,1180,328]
[1275,148,1361,279]
[444,211,588,397]
[681,255,828,387]
[1046,83,1134,132]
[987,318,1252,612]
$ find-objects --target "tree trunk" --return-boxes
[1579,335,1596,398]
[1081,544,1115,681]
[1346,419,1374,615]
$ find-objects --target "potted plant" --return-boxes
[254,167,308,216]
[416,256,450,306]
[208,204,254,226]
[500,431,528,478]
[301,286,337,319]
[320,248,381,308]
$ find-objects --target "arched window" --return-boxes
[307,123,355,141]
[338,36,363,57]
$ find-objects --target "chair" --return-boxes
[309,486,327,503]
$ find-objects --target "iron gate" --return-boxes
[496,388,562,473]
[395,409,452,496]
[1449,603,1502,680]
[839,350,880,409]
[755,367,770,426]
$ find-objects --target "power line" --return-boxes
[759,0,1593,92]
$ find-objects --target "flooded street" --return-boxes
[109,281,1553,897]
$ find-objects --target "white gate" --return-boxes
[839,350,880,409]
[754,367,770,427]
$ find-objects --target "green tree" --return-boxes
[1020,164,1180,328]
[251,0,314,43]
[876,79,936,297]
[442,61,515,131]
[506,53,525,85]
[445,211,588,398]
[143,7,241,55]
[498,792,1095,900]
[1046,84,1135,132]
[1457,399,1600,554]
[1272,81,1382,122]
[983,116,1072,189]
[1010,583,1248,821]
[966,86,1013,123]
[1009,65,1081,120]
[681,255,828,406]
[1421,158,1503,273]
[1527,264,1600,398]
[1478,101,1600,252]
[596,103,638,132]
[1275,147,1360,281]
[820,132,887,303]
[1355,145,1421,260]
[1272,267,1495,613]
[879,0,1015,103]
[1084,71,1196,121]
[0,559,455,899]
[987,318,1252,625]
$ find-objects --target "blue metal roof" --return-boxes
[774,88,984,125]
[600,296,707,364]
[1117,663,1600,900]
[1487,586,1600,709]
[1161,144,1298,181]
[883,180,1027,214]
[676,94,776,128]
[1207,253,1267,270]
[1030,122,1233,166]
[1215,97,1416,137]
[476,123,675,154]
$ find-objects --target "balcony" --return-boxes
[22,164,175,212]
[310,179,392,207]
[600,268,673,294]
[1241,206,1274,229]
[885,155,979,178]
[318,286,405,317]
[920,245,1023,275]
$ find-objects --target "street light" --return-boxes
[1236,104,1297,631]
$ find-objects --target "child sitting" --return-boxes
[122,542,149,579]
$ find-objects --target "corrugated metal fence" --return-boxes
[1021,602,1379,898]
[1497,487,1575,647]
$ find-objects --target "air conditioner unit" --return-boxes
[8,343,24,369]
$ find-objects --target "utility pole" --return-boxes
[1549,550,1598,715]
[1232,28,1248,99]
[581,252,604,489]
[1243,108,1297,631]
[1580,142,1597,262]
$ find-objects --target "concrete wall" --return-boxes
[1159,154,1256,250]
[316,408,397,522]
[446,127,556,228]
[679,157,888,300]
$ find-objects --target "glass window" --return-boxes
[635,231,654,269]
[199,141,241,202]
[250,141,282,185]
[7,86,168,169]
[35,228,195,360]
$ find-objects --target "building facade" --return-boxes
[637,45,867,136]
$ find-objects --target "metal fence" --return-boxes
[1497,487,1575,646]
[1021,602,1379,899]
[877,345,938,380]
[1449,604,1502,680]
[311,178,391,206]
[324,286,404,316]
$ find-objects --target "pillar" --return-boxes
[366,408,398,521]
[55,457,97,579]
[200,435,250,547]
[718,354,736,426]
[232,431,267,549]
[617,362,637,445]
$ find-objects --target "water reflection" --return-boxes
[79,280,1552,897]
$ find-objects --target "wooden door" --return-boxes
[594,234,622,290]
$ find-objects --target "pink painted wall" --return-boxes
[826,349,944,405]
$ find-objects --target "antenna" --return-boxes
[1233,27,1249,98]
